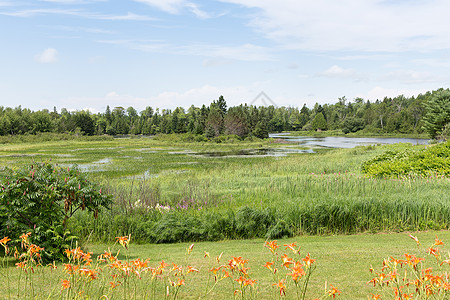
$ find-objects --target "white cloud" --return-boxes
[134,0,186,14]
[39,0,106,3]
[412,58,450,69]
[320,65,354,78]
[379,70,437,84]
[60,85,268,112]
[134,0,212,18]
[98,12,153,21]
[36,48,58,63]
[202,58,234,67]
[96,39,273,61]
[317,65,367,81]
[362,87,429,101]
[0,8,153,21]
[0,1,14,6]
[219,0,450,52]
[185,2,211,19]
[179,43,274,61]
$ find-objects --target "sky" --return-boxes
[1,0,450,113]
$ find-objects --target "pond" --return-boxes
[269,133,430,149]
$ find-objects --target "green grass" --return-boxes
[1,136,449,242]
[1,231,450,299]
[1,134,450,298]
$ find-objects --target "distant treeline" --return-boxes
[1,88,448,139]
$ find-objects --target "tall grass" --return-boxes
[1,136,448,244]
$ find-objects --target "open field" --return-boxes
[2,231,450,299]
[1,134,450,298]
[0,134,449,243]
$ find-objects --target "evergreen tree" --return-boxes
[423,89,450,139]
[312,112,327,131]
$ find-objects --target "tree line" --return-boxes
[1,88,449,139]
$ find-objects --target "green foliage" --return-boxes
[342,117,365,134]
[235,206,276,238]
[0,88,439,138]
[312,112,327,131]
[362,141,450,177]
[0,162,112,260]
[252,121,269,139]
[423,89,450,139]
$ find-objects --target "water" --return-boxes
[270,133,429,149]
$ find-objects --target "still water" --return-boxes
[269,133,429,149]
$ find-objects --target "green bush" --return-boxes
[361,141,450,177]
[0,162,112,261]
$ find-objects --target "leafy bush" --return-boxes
[0,162,112,261]
[361,141,450,177]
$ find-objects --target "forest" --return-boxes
[0,88,449,139]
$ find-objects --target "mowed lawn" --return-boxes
[2,231,450,299]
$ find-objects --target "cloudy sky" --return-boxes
[1,0,449,113]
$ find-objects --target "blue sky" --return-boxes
[1,0,450,113]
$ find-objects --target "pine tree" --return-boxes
[312,112,327,131]
[423,89,450,139]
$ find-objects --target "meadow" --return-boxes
[1,133,450,299]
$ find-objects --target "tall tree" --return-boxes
[423,89,450,139]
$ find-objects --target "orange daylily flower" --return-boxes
[116,235,131,250]
[434,236,444,246]
[265,240,279,254]
[284,242,299,254]
[159,260,169,270]
[404,253,424,269]
[209,266,222,275]
[186,243,194,255]
[216,251,223,263]
[281,254,294,268]
[187,265,199,273]
[235,276,246,286]
[427,247,440,261]
[170,278,185,286]
[171,263,181,272]
[0,236,11,246]
[19,232,31,248]
[223,270,231,279]
[328,285,341,298]
[263,261,274,271]
[409,234,420,247]
[302,253,315,267]
[244,278,257,287]
[176,279,185,286]
[132,258,149,270]
[228,256,248,271]
[78,268,98,280]
[15,261,27,270]
[287,264,305,282]
[61,279,70,290]
[273,279,286,296]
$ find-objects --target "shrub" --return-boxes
[0,162,112,261]
[361,141,450,177]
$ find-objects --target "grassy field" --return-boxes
[1,231,450,299]
[1,134,449,298]
[1,135,449,242]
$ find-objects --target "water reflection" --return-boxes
[270,133,429,148]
